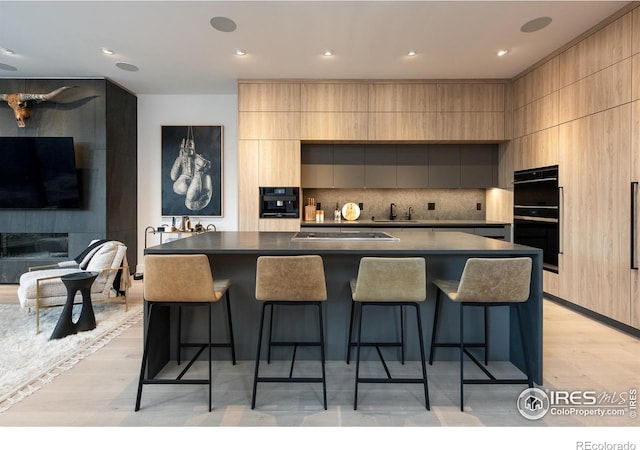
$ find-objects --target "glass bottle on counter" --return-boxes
[334,203,341,221]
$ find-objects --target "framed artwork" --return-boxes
[161,125,223,217]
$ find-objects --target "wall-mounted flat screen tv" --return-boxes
[0,137,81,209]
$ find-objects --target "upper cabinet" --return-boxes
[301,144,497,189]
[300,83,368,140]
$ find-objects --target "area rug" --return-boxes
[0,301,143,412]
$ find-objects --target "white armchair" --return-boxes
[17,240,131,333]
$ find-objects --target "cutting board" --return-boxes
[342,202,360,221]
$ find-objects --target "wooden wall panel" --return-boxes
[632,53,640,101]
[437,83,504,112]
[559,14,631,88]
[301,112,368,140]
[367,113,437,140]
[238,140,260,231]
[238,83,300,111]
[517,92,559,136]
[436,112,504,141]
[301,83,369,111]
[559,59,631,123]
[368,83,437,112]
[633,7,640,56]
[238,112,300,140]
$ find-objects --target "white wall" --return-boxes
[137,94,238,271]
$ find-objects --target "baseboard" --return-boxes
[544,293,640,339]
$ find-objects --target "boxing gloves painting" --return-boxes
[161,125,223,217]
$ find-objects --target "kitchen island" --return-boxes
[144,230,543,383]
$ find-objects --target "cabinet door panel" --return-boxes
[559,105,631,324]
[365,145,397,188]
[397,145,429,188]
[460,145,497,188]
[428,145,461,188]
[333,144,365,188]
[258,140,300,186]
[301,144,333,188]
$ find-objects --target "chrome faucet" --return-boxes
[389,203,397,220]
[406,207,413,220]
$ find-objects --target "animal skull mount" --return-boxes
[0,86,77,127]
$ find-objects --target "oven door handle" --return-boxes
[513,215,558,223]
[632,182,638,270]
[559,186,564,255]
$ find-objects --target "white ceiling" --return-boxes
[0,0,632,95]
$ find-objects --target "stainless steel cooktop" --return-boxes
[292,231,399,241]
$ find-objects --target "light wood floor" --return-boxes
[1,280,638,443]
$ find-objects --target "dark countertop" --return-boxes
[145,230,535,256]
[301,219,511,228]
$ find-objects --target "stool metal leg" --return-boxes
[400,305,405,365]
[413,303,430,410]
[484,305,489,366]
[459,302,465,412]
[354,302,364,410]
[267,304,274,364]
[251,302,268,409]
[429,290,442,365]
[177,305,182,365]
[346,301,356,364]
[208,302,212,412]
[225,290,236,365]
[318,302,327,410]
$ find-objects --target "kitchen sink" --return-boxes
[372,219,417,223]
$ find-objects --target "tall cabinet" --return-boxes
[500,6,640,330]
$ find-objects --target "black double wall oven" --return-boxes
[513,165,560,273]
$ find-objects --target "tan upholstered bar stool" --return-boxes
[135,254,235,412]
[252,255,328,409]
[349,257,430,410]
[429,257,534,411]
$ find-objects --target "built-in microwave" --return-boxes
[259,187,300,218]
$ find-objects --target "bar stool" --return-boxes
[135,254,235,412]
[429,257,534,411]
[251,255,328,410]
[349,257,430,410]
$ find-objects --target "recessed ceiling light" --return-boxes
[115,62,139,72]
[323,50,334,57]
[100,48,115,55]
[521,16,552,33]
[2,48,15,55]
[235,49,247,56]
[407,50,417,57]
[497,49,509,57]
[210,16,237,32]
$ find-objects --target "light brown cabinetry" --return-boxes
[631,100,640,329]
[558,105,631,324]
[238,140,260,231]
[258,140,300,186]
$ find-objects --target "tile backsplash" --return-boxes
[302,188,486,220]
